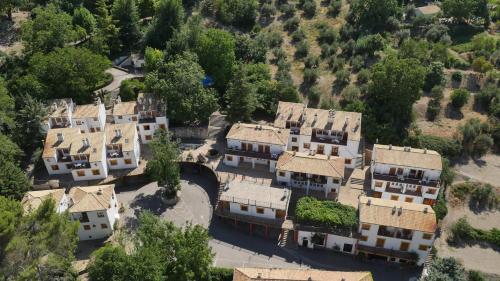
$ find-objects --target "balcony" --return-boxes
[215,207,285,228]
[357,244,418,261]
[57,154,73,163]
[225,148,280,160]
[50,122,71,129]
[72,162,91,169]
[311,134,347,146]
[377,227,413,240]
[107,151,124,158]
[385,186,423,197]
[373,173,440,188]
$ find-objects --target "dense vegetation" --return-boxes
[295,196,357,231]
[448,217,500,248]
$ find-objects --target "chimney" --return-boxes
[57,132,64,142]
[392,206,397,214]
[95,97,101,105]
[116,95,122,103]
[82,138,90,147]
[115,129,122,138]
[389,144,392,150]
[398,207,403,216]
[424,148,427,154]
[51,102,58,112]
[313,113,318,123]
[345,116,350,126]
[328,109,335,123]
[367,199,371,206]
[97,188,103,195]
[423,207,428,213]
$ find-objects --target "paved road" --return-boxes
[95,67,143,94]
[117,174,421,281]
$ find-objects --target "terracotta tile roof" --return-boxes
[69,185,115,213]
[220,180,291,210]
[47,99,73,118]
[273,101,306,128]
[73,103,101,118]
[373,144,442,171]
[22,189,66,213]
[273,102,362,141]
[112,101,137,116]
[42,127,81,158]
[277,151,345,178]
[416,5,441,15]
[359,196,437,233]
[233,268,373,281]
[105,123,137,152]
[226,123,290,146]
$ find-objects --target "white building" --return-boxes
[69,185,119,241]
[232,267,373,281]
[71,99,106,133]
[111,94,168,143]
[296,228,358,255]
[224,123,290,172]
[218,179,291,222]
[105,123,140,170]
[276,151,344,198]
[357,196,437,266]
[21,189,70,214]
[274,102,362,169]
[371,144,442,205]
[44,99,74,131]
[42,128,108,181]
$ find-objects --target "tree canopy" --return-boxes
[145,0,185,49]
[112,0,141,51]
[349,0,399,33]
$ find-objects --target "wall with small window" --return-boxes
[298,230,357,254]
[228,202,278,220]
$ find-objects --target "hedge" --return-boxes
[403,134,462,158]
[295,197,357,230]
[448,218,500,248]
[210,267,233,281]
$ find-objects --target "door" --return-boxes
[397,168,404,175]
[265,145,270,154]
[343,243,353,253]
[375,238,385,248]
[331,146,339,156]
[317,145,324,154]
[417,170,424,179]
[389,167,396,175]
[302,238,308,247]
[400,242,410,251]
[258,145,264,153]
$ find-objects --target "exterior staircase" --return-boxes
[424,251,435,268]
[278,229,295,248]
[350,178,365,186]
[355,156,364,169]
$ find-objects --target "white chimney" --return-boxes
[82,138,90,147]
[328,109,335,123]
[95,97,101,105]
[97,188,103,195]
[115,129,122,138]
[313,113,318,123]
[116,95,122,103]
[51,102,58,111]
[398,207,403,216]
[57,132,64,142]
[389,144,392,150]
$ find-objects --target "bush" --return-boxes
[291,29,306,42]
[350,55,364,72]
[302,0,316,18]
[328,55,345,72]
[303,67,319,85]
[317,25,338,44]
[304,55,320,68]
[272,47,286,62]
[307,86,321,106]
[427,99,441,121]
[280,4,296,18]
[119,79,144,101]
[451,89,470,108]
[467,271,486,281]
[452,71,463,83]
[433,188,448,220]
[260,3,276,19]
[334,69,350,87]
[356,68,370,84]
[341,85,360,103]
[296,196,358,231]
[327,0,342,17]
[283,16,300,32]
[210,267,233,281]
[295,40,309,59]
[266,31,283,48]
[403,134,462,158]
[320,43,337,59]
[430,85,444,100]
[470,184,497,209]
[448,217,500,248]
[471,56,494,73]
[472,134,493,158]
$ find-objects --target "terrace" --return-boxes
[373,173,440,188]
[377,226,413,240]
[225,148,280,160]
[72,162,91,169]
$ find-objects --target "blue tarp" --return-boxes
[202,75,214,87]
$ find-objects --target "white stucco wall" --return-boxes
[229,202,276,220]
[73,191,119,241]
[297,230,357,254]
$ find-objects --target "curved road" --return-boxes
[95,67,143,94]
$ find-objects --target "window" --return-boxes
[240,205,248,212]
[400,242,410,251]
[97,211,105,218]
[292,137,297,142]
[418,245,429,251]
[226,155,233,161]
[375,238,385,248]
[110,159,118,166]
[124,159,132,164]
[256,207,264,214]
[96,127,101,132]
[145,135,152,140]
[303,143,310,149]
[360,235,368,241]
[92,169,100,175]
[101,224,108,229]
[333,178,340,184]
[83,225,91,230]
[118,116,123,119]
[51,165,59,171]
[143,125,150,130]
[345,158,352,165]
[405,197,414,203]
[427,188,436,195]
[390,195,399,201]
[422,233,433,240]
[76,121,82,125]
[375,181,383,187]
[132,116,138,121]
[77,170,85,177]
[159,124,166,130]
[361,224,371,230]
[93,117,98,121]
[279,171,285,177]
[66,164,72,169]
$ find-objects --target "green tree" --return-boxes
[365,56,426,143]
[119,79,144,101]
[0,196,22,259]
[138,0,158,18]
[145,0,185,49]
[88,245,130,281]
[442,0,477,23]
[145,131,181,198]
[27,47,111,103]
[235,34,267,63]
[214,0,258,29]
[472,134,493,158]
[89,0,121,55]
[0,134,23,164]
[0,0,22,21]
[0,199,79,280]
[144,47,164,72]
[349,0,399,32]
[145,52,218,124]
[424,62,445,92]
[21,4,78,54]
[73,6,96,35]
[471,56,493,73]
[423,257,467,281]
[0,161,30,200]
[451,88,470,108]
[225,63,257,122]
[0,79,15,133]
[14,96,48,154]
[196,28,235,93]
[112,0,141,51]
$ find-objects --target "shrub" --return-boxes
[433,188,448,220]
[317,25,338,44]
[119,79,144,101]
[350,55,364,72]
[283,16,300,32]
[280,4,296,18]
[451,89,470,108]
[307,86,321,106]
[304,55,320,68]
[334,69,350,87]
[327,0,342,17]
[328,55,345,72]
[260,3,276,19]
[320,43,337,59]
[210,267,233,281]
[291,29,306,42]
[272,47,287,62]
[302,0,316,17]
[303,67,319,85]
[320,98,340,110]
[470,184,497,209]
[471,56,494,73]
[403,134,462,158]
[472,134,493,158]
[448,217,500,248]
[354,34,385,56]
[427,98,441,121]
[296,196,357,231]
[267,31,283,48]
[295,40,309,59]
[467,271,486,281]
[452,71,463,83]
[356,68,370,84]
[341,85,360,103]
[430,86,444,100]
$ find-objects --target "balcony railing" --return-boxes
[57,155,73,163]
[107,151,124,158]
[386,186,422,197]
[373,173,440,188]
[377,229,413,240]
[311,134,347,146]
[225,148,280,160]
[72,162,91,169]
[51,122,71,129]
